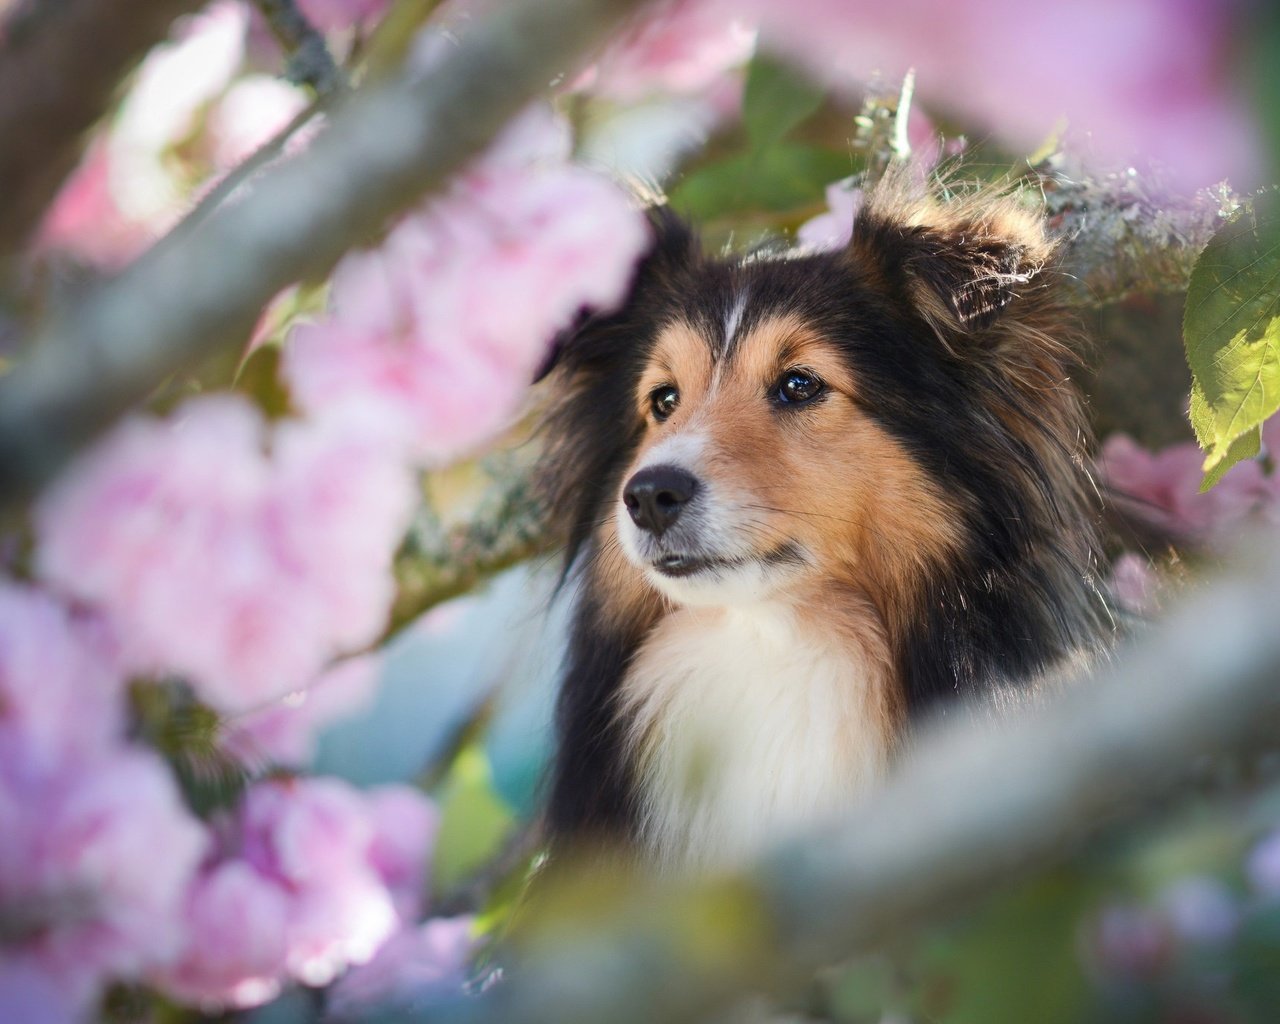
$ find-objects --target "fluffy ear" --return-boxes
[848,178,1057,344]
[535,206,698,381]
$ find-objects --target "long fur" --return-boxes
[536,174,1114,868]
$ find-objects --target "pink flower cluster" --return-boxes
[282,105,650,462]
[154,776,443,1009]
[577,0,755,100]
[0,583,207,1024]
[1098,431,1280,551]
[34,396,416,714]
[578,0,1260,193]
[753,0,1260,190]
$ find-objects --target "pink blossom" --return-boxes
[366,785,440,923]
[0,747,207,1019]
[327,916,478,1019]
[1098,433,1270,550]
[295,0,390,32]
[149,861,291,1009]
[797,180,862,251]
[1108,553,1160,617]
[109,2,248,229]
[283,106,650,463]
[222,654,382,768]
[156,776,406,1008]
[35,396,415,713]
[235,778,396,982]
[0,581,124,774]
[35,141,155,270]
[578,0,755,100]
[205,74,308,173]
[724,0,1260,192]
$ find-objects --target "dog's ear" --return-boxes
[535,206,698,381]
[847,178,1056,347]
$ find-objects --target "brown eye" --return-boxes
[650,385,680,421]
[774,369,824,405]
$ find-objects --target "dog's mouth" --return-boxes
[650,544,805,579]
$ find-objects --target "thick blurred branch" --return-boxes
[0,0,204,278]
[386,539,1280,1024]
[0,0,652,511]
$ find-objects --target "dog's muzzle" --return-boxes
[622,464,699,538]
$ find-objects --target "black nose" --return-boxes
[623,465,699,537]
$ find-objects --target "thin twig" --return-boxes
[253,0,348,96]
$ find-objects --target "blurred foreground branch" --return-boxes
[0,0,204,276]
[0,0,650,511]
[390,539,1280,1024]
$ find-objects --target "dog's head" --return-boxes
[539,179,1089,623]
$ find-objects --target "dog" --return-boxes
[536,176,1114,871]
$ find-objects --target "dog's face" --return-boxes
[614,302,961,607]
[542,184,1086,623]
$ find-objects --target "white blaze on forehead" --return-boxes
[722,289,749,353]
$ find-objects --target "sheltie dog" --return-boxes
[536,177,1114,871]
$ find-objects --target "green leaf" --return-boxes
[1183,191,1280,487]
[432,744,516,896]
[670,144,851,222]
[742,55,826,152]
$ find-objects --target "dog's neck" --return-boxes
[618,584,899,872]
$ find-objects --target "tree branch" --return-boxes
[384,538,1280,1024]
[0,0,653,512]
[0,0,205,278]
[253,0,347,96]
[1047,170,1237,308]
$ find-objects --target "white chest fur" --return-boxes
[619,601,893,872]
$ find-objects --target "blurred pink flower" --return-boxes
[0,746,207,1019]
[366,784,440,924]
[283,106,650,463]
[222,653,382,768]
[157,776,407,1008]
[35,396,415,713]
[150,861,291,1009]
[35,141,156,270]
[205,74,308,173]
[1098,433,1271,549]
[725,0,1260,192]
[797,180,863,251]
[1108,553,1160,617]
[0,582,124,774]
[577,0,755,100]
[297,0,390,31]
[327,916,477,1019]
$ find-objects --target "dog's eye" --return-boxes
[774,369,825,405]
[650,385,680,421]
